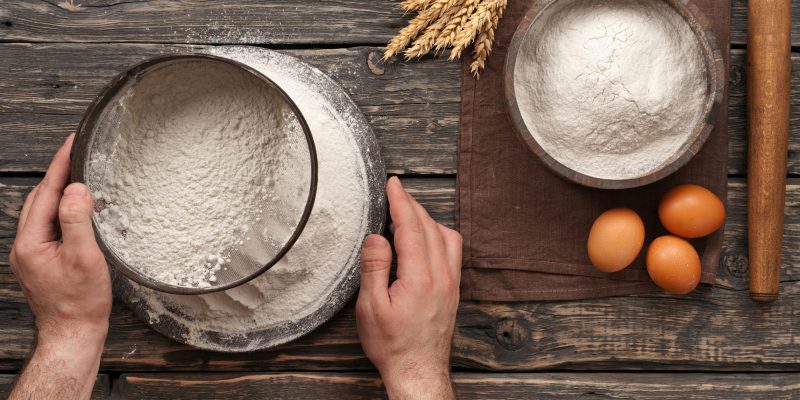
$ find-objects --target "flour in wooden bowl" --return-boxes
[513,0,711,180]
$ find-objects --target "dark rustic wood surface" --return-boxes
[1,46,800,176]
[1,178,799,373]
[0,374,110,399]
[112,372,800,399]
[0,0,796,46]
[1,0,799,397]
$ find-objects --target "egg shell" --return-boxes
[646,235,701,294]
[659,184,725,238]
[587,208,645,273]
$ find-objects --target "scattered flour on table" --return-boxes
[87,49,371,349]
[514,0,710,179]
[89,59,310,289]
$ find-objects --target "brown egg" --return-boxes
[659,184,725,238]
[587,208,645,273]
[646,235,701,294]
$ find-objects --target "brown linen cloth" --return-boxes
[457,0,730,301]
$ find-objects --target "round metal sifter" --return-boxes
[70,54,318,295]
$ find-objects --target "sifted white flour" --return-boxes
[91,47,378,351]
[514,0,709,180]
[89,59,310,289]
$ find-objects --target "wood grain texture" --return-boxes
[0,177,799,371]
[1,46,798,175]
[746,0,793,302]
[731,0,800,45]
[112,372,800,399]
[0,0,796,46]
[0,0,406,45]
[0,43,459,174]
[0,374,109,399]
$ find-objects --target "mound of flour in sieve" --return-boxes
[89,59,310,288]
[514,0,709,180]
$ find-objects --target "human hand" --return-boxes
[356,177,462,400]
[9,134,112,346]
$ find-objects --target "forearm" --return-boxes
[382,370,455,400]
[8,331,105,400]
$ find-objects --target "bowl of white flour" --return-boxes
[505,0,725,189]
[71,54,318,295]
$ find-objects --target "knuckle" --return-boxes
[407,219,424,235]
[24,186,38,203]
[355,298,371,318]
[418,273,434,291]
[12,241,31,259]
[360,253,392,270]
[59,198,89,223]
[445,228,463,244]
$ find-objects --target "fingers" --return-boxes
[359,234,393,306]
[58,183,98,259]
[438,225,463,281]
[406,191,449,281]
[387,177,428,276]
[24,134,75,243]
[16,185,40,236]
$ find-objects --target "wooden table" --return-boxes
[1,1,799,398]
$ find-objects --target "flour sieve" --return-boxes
[70,54,318,295]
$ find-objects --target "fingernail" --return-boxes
[363,234,387,249]
[389,176,402,190]
[63,183,88,197]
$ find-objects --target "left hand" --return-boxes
[9,134,112,345]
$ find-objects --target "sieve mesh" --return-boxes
[71,55,317,295]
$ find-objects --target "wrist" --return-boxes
[36,319,108,351]
[381,365,453,400]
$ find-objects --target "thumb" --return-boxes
[359,234,392,304]
[58,183,98,253]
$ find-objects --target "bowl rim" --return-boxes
[503,0,726,190]
[70,53,319,295]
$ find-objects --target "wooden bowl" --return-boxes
[504,0,725,190]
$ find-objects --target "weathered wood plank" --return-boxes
[0,43,460,174]
[730,0,800,45]
[0,177,799,371]
[727,50,800,175]
[0,0,797,46]
[113,372,800,399]
[2,46,799,175]
[0,0,407,45]
[0,374,110,399]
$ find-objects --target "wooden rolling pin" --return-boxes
[747,0,792,302]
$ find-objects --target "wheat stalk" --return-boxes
[386,0,507,77]
[404,0,464,59]
[384,0,454,59]
[399,0,431,11]
[434,0,479,52]
[469,0,505,77]
[449,0,505,60]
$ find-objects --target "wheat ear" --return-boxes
[469,0,506,77]
[384,0,454,59]
[399,0,432,11]
[433,0,479,53]
[404,0,464,59]
[449,0,504,60]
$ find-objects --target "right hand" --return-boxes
[356,177,462,399]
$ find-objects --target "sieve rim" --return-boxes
[70,53,319,295]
